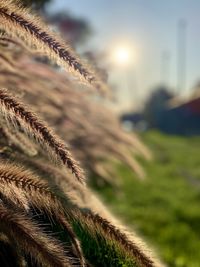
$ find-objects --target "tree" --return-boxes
[21,0,51,10]
[49,12,92,47]
[144,86,174,127]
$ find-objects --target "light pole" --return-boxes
[177,19,187,94]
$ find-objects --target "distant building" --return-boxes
[158,95,200,135]
[121,89,200,135]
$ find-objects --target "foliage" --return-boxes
[98,131,200,267]
[20,0,51,10]
[49,12,92,47]
[143,87,174,127]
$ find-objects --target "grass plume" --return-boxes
[0,202,71,267]
[0,0,100,88]
[0,162,85,266]
[0,88,85,183]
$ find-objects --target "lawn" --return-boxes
[94,131,200,267]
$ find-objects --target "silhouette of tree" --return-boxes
[144,86,174,127]
[49,12,92,47]
[21,0,51,10]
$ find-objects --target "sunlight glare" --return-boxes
[113,46,130,65]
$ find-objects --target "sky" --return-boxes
[49,0,200,110]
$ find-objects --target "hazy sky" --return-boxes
[49,0,200,109]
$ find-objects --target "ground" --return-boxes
[95,131,200,267]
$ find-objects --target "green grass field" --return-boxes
[95,131,200,267]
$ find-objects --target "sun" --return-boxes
[113,46,130,65]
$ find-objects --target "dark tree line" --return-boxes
[21,0,51,10]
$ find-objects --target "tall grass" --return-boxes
[0,1,162,266]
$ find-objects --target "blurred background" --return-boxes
[24,1,200,266]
